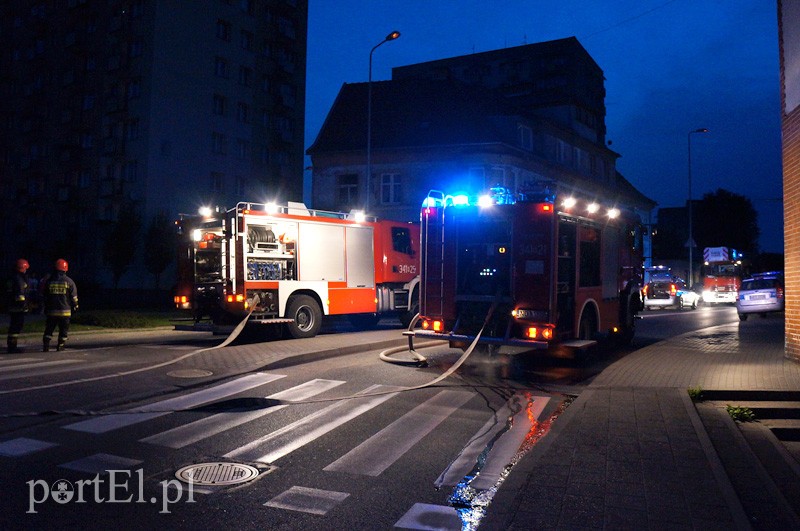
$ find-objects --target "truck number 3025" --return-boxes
[397,264,417,274]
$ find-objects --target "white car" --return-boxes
[643,279,700,310]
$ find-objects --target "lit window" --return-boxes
[381,174,402,204]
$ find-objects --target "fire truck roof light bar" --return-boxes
[422,189,624,220]
[234,202,377,223]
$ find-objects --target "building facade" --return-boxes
[0,0,307,290]
[308,37,654,228]
[780,0,800,362]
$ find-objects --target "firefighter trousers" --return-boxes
[43,316,70,351]
[7,312,25,352]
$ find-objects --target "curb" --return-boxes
[681,391,751,530]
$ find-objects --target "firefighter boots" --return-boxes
[7,338,21,354]
[42,338,50,352]
[56,342,66,352]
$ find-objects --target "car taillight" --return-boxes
[777,287,784,299]
[670,284,677,296]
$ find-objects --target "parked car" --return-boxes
[736,272,785,321]
[643,278,700,311]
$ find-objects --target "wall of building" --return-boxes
[780,0,800,361]
[0,0,307,292]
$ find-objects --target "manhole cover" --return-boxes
[175,462,260,486]
[167,369,213,378]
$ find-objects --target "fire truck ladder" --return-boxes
[422,191,446,317]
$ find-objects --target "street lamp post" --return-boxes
[366,30,400,214]
[687,128,709,287]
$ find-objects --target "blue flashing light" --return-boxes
[421,196,440,208]
[477,195,494,208]
[452,194,470,206]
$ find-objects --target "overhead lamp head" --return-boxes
[386,31,401,41]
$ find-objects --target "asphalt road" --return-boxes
[0,304,740,530]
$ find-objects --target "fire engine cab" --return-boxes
[700,246,743,305]
[174,201,419,338]
[413,187,644,351]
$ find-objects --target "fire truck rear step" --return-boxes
[560,339,597,349]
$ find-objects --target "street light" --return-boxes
[687,127,709,287]
[366,30,401,214]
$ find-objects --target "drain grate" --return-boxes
[175,462,260,486]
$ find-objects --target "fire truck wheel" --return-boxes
[285,295,322,338]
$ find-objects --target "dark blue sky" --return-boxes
[305,1,783,253]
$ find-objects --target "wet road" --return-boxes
[0,305,739,529]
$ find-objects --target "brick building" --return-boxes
[780,0,800,362]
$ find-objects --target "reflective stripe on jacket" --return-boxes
[6,272,28,313]
[42,272,78,318]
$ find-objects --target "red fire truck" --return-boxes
[700,246,744,305]
[413,187,644,351]
[174,201,420,338]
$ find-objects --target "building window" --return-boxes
[380,173,402,204]
[216,19,231,41]
[129,40,143,58]
[238,66,251,87]
[275,116,292,140]
[518,124,533,151]
[337,174,358,206]
[214,57,229,78]
[278,16,295,39]
[213,94,226,116]
[236,138,249,159]
[124,119,139,140]
[126,79,141,100]
[79,169,92,188]
[236,102,249,123]
[280,84,295,107]
[240,30,254,51]
[212,132,227,154]
[257,144,269,164]
[123,160,138,182]
[210,172,224,192]
[574,147,589,173]
[556,139,569,164]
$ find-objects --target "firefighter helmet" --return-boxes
[16,258,29,273]
[55,259,69,272]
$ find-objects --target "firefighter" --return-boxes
[41,259,79,352]
[6,258,30,353]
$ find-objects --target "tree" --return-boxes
[103,205,141,289]
[144,212,176,289]
[695,188,760,256]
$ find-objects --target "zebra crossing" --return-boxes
[0,369,555,528]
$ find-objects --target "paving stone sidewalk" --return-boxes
[484,317,800,530]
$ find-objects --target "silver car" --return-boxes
[736,272,784,321]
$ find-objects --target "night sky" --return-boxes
[305,0,783,253]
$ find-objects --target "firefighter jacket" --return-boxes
[41,271,78,318]
[6,272,29,313]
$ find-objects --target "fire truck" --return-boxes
[413,187,644,351]
[174,201,420,338]
[700,246,744,304]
